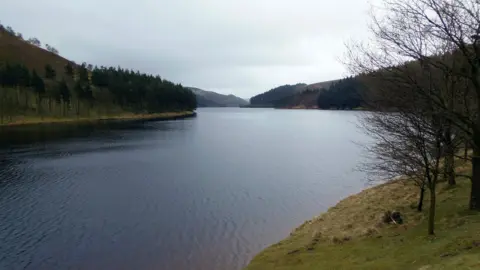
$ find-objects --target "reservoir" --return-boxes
[0,108,369,270]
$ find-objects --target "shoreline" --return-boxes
[0,111,196,128]
[245,161,479,269]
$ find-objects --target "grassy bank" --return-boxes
[0,111,196,127]
[246,162,480,270]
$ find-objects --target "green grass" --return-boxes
[246,163,480,270]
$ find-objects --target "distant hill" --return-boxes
[249,80,339,108]
[188,87,248,107]
[249,83,307,107]
[277,77,364,110]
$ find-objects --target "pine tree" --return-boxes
[59,79,70,104]
[65,63,74,77]
[31,70,45,114]
[31,70,45,96]
[45,64,56,79]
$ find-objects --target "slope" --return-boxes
[188,87,248,107]
[274,80,340,109]
[249,80,339,108]
[0,29,71,76]
[249,83,307,107]
[246,162,480,270]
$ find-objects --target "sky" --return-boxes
[1,0,374,98]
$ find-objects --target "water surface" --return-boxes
[0,108,369,270]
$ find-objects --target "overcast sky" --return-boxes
[1,0,374,98]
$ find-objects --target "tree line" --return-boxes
[346,0,479,235]
[0,62,196,123]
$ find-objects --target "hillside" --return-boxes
[0,28,70,75]
[249,80,338,108]
[302,80,338,92]
[275,89,321,109]
[249,83,307,107]
[188,87,248,107]
[0,24,196,125]
[246,162,480,270]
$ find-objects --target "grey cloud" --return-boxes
[1,0,373,97]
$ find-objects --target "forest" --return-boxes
[0,23,196,124]
[316,77,364,110]
[249,83,306,107]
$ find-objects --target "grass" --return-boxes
[0,111,196,127]
[246,161,480,270]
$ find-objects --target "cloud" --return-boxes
[1,0,372,98]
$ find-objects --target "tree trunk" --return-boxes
[417,186,425,212]
[470,153,480,210]
[37,95,43,119]
[465,140,469,160]
[0,90,4,124]
[428,185,436,235]
[24,91,28,109]
[444,152,456,186]
[469,73,480,210]
[444,127,456,186]
[471,108,480,210]
[16,88,20,108]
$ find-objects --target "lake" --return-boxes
[0,108,370,270]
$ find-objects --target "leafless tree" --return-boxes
[358,65,447,235]
[27,37,41,47]
[5,26,15,35]
[45,44,59,55]
[346,0,480,210]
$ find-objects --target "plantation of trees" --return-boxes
[0,23,196,124]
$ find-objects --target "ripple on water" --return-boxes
[0,109,370,270]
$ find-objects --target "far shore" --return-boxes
[0,111,196,128]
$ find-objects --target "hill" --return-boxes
[188,87,248,107]
[0,24,196,126]
[249,80,338,108]
[0,28,70,76]
[275,89,322,109]
[249,83,307,107]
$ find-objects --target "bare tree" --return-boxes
[27,37,41,47]
[5,26,15,35]
[45,44,59,55]
[362,112,444,235]
[346,0,480,210]
[357,64,447,234]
